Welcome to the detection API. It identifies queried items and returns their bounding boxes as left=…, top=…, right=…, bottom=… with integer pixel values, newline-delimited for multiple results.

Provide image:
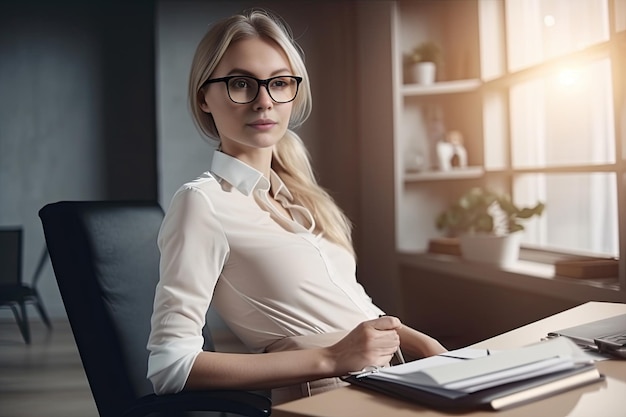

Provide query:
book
left=344, top=338, right=603, bottom=411
left=554, top=258, right=618, bottom=279
left=427, top=237, right=461, bottom=256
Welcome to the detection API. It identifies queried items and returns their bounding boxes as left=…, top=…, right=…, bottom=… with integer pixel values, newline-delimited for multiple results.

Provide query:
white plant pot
left=459, top=233, right=522, bottom=267
left=412, top=62, right=436, bottom=85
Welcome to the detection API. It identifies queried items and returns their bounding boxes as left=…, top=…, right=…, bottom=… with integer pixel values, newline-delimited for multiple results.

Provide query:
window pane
left=506, top=0, right=610, bottom=71
left=510, top=58, right=615, bottom=168
left=479, top=0, right=506, bottom=80
left=515, top=173, right=618, bottom=257
left=483, top=91, right=508, bottom=169
left=616, top=0, right=626, bottom=32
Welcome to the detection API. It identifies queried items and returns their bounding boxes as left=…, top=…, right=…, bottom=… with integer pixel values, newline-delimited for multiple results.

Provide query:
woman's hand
left=416, top=335, right=447, bottom=357
left=397, top=326, right=447, bottom=358
left=325, top=316, right=402, bottom=375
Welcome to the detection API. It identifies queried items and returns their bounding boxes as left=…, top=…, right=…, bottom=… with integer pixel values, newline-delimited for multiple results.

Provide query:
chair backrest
left=0, top=227, right=22, bottom=287
left=39, top=201, right=165, bottom=417
left=30, top=246, right=50, bottom=287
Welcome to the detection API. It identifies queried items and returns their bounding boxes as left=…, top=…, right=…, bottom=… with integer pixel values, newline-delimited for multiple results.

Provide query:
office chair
left=39, top=201, right=271, bottom=417
left=0, top=227, right=52, bottom=344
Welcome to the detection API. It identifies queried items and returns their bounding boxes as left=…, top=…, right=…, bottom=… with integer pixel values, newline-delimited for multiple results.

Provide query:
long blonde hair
left=188, top=9, right=354, bottom=256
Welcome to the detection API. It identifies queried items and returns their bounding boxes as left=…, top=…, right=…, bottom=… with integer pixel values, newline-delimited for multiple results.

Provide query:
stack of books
left=427, top=237, right=461, bottom=256
left=344, top=337, right=602, bottom=411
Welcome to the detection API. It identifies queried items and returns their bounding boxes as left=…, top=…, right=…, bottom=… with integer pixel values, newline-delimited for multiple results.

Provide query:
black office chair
left=0, top=227, right=52, bottom=344
left=39, top=201, right=271, bottom=417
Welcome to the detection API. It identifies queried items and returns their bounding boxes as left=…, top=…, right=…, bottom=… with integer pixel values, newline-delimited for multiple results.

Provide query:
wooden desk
left=272, top=302, right=626, bottom=417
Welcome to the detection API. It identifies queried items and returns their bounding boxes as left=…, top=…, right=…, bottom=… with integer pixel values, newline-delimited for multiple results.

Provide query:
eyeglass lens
left=227, top=76, right=299, bottom=104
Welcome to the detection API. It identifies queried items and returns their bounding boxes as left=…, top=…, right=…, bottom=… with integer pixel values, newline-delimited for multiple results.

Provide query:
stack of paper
left=345, top=337, right=603, bottom=410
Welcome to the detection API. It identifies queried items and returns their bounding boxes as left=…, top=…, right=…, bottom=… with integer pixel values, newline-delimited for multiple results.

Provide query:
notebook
left=547, top=314, right=626, bottom=358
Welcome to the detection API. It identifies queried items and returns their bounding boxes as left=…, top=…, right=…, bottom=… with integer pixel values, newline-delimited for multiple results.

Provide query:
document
left=345, top=337, right=603, bottom=410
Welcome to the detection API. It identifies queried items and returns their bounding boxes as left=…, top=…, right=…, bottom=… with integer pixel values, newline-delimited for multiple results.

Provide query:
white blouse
left=147, top=151, right=384, bottom=394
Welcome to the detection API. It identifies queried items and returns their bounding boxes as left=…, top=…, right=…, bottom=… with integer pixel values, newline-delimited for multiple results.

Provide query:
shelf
left=397, top=252, right=624, bottom=303
left=404, top=166, right=484, bottom=182
left=401, top=79, right=482, bottom=97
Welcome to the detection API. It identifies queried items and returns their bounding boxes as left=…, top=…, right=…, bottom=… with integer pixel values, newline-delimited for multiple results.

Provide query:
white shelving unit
left=401, top=78, right=481, bottom=96
left=392, top=0, right=484, bottom=252
left=403, top=166, right=484, bottom=182
left=354, top=0, right=488, bottom=314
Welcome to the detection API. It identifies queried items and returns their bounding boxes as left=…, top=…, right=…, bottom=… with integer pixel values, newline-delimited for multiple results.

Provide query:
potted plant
left=405, top=41, right=442, bottom=85
left=435, top=187, right=545, bottom=266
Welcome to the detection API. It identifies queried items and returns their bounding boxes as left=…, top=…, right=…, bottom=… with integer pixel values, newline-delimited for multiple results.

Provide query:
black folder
left=345, top=362, right=602, bottom=411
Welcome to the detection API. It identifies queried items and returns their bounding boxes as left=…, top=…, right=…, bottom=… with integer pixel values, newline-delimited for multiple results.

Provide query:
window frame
left=477, top=0, right=626, bottom=295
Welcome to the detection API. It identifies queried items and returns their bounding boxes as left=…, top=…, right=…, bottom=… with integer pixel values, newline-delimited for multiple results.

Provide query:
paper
left=373, top=348, right=490, bottom=377
left=366, top=337, right=590, bottom=395
left=445, top=356, right=576, bottom=392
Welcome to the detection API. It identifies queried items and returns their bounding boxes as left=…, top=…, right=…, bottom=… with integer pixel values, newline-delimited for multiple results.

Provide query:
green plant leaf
left=435, top=187, right=545, bottom=235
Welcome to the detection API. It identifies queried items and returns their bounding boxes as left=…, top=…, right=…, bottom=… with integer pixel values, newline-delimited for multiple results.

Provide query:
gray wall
left=0, top=1, right=157, bottom=319
left=0, top=0, right=391, bottom=323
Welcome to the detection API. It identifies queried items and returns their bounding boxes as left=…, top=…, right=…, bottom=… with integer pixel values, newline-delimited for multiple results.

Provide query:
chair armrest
left=121, top=390, right=271, bottom=417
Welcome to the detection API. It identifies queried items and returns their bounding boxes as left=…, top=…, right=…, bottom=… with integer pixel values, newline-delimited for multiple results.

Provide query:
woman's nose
left=253, top=85, right=273, bottom=110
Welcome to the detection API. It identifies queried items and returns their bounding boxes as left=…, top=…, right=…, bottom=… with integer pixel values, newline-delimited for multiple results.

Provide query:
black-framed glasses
left=202, top=75, right=303, bottom=104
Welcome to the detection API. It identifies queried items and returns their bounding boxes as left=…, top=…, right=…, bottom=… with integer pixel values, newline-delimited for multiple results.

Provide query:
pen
left=440, top=349, right=490, bottom=360
left=379, top=314, right=406, bottom=365
left=394, top=345, right=406, bottom=364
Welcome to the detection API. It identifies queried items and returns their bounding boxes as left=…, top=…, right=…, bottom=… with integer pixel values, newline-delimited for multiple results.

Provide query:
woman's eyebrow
left=226, top=67, right=294, bottom=77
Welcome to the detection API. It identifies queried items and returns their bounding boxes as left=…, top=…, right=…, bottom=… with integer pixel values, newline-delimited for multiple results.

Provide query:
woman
left=147, top=8, right=446, bottom=404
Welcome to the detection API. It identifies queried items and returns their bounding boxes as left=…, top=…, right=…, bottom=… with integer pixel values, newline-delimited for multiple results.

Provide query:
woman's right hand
left=325, top=316, right=402, bottom=375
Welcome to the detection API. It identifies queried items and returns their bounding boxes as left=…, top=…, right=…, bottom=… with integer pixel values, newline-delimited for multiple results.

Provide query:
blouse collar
left=210, top=150, right=294, bottom=201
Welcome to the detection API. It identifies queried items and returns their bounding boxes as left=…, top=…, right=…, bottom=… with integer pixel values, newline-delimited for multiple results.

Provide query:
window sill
left=397, top=251, right=624, bottom=304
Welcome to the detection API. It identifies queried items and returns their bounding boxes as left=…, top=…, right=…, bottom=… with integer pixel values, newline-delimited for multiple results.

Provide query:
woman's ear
left=198, top=90, right=211, bottom=113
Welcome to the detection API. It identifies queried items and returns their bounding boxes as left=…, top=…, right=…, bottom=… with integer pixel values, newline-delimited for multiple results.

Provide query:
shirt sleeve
left=147, top=185, right=229, bottom=394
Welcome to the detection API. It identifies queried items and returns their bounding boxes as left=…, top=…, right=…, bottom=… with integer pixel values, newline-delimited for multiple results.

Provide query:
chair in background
left=0, top=227, right=52, bottom=344
left=39, top=201, right=270, bottom=417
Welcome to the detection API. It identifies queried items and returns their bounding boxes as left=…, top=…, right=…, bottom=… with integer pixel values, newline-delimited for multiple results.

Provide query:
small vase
left=412, top=62, right=436, bottom=85
left=459, top=232, right=522, bottom=267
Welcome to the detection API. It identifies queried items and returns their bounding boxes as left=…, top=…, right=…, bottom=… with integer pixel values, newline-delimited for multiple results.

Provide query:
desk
left=272, top=302, right=626, bottom=417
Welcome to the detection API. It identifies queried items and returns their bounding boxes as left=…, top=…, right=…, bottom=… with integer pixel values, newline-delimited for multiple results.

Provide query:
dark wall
left=400, top=265, right=578, bottom=350
left=0, top=0, right=157, bottom=317
left=97, top=2, right=158, bottom=199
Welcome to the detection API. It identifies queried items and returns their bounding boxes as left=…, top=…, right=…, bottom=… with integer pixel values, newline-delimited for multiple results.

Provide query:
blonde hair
left=188, top=9, right=354, bottom=256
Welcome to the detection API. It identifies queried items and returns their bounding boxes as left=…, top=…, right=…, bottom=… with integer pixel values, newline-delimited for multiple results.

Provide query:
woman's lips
left=248, top=119, right=277, bottom=131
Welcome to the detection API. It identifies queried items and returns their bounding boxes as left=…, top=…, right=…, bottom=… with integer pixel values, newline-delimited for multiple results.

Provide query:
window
left=506, top=0, right=609, bottom=71
left=481, top=0, right=625, bottom=258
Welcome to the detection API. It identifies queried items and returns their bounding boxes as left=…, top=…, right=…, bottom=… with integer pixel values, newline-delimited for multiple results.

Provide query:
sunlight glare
left=557, top=68, right=580, bottom=86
